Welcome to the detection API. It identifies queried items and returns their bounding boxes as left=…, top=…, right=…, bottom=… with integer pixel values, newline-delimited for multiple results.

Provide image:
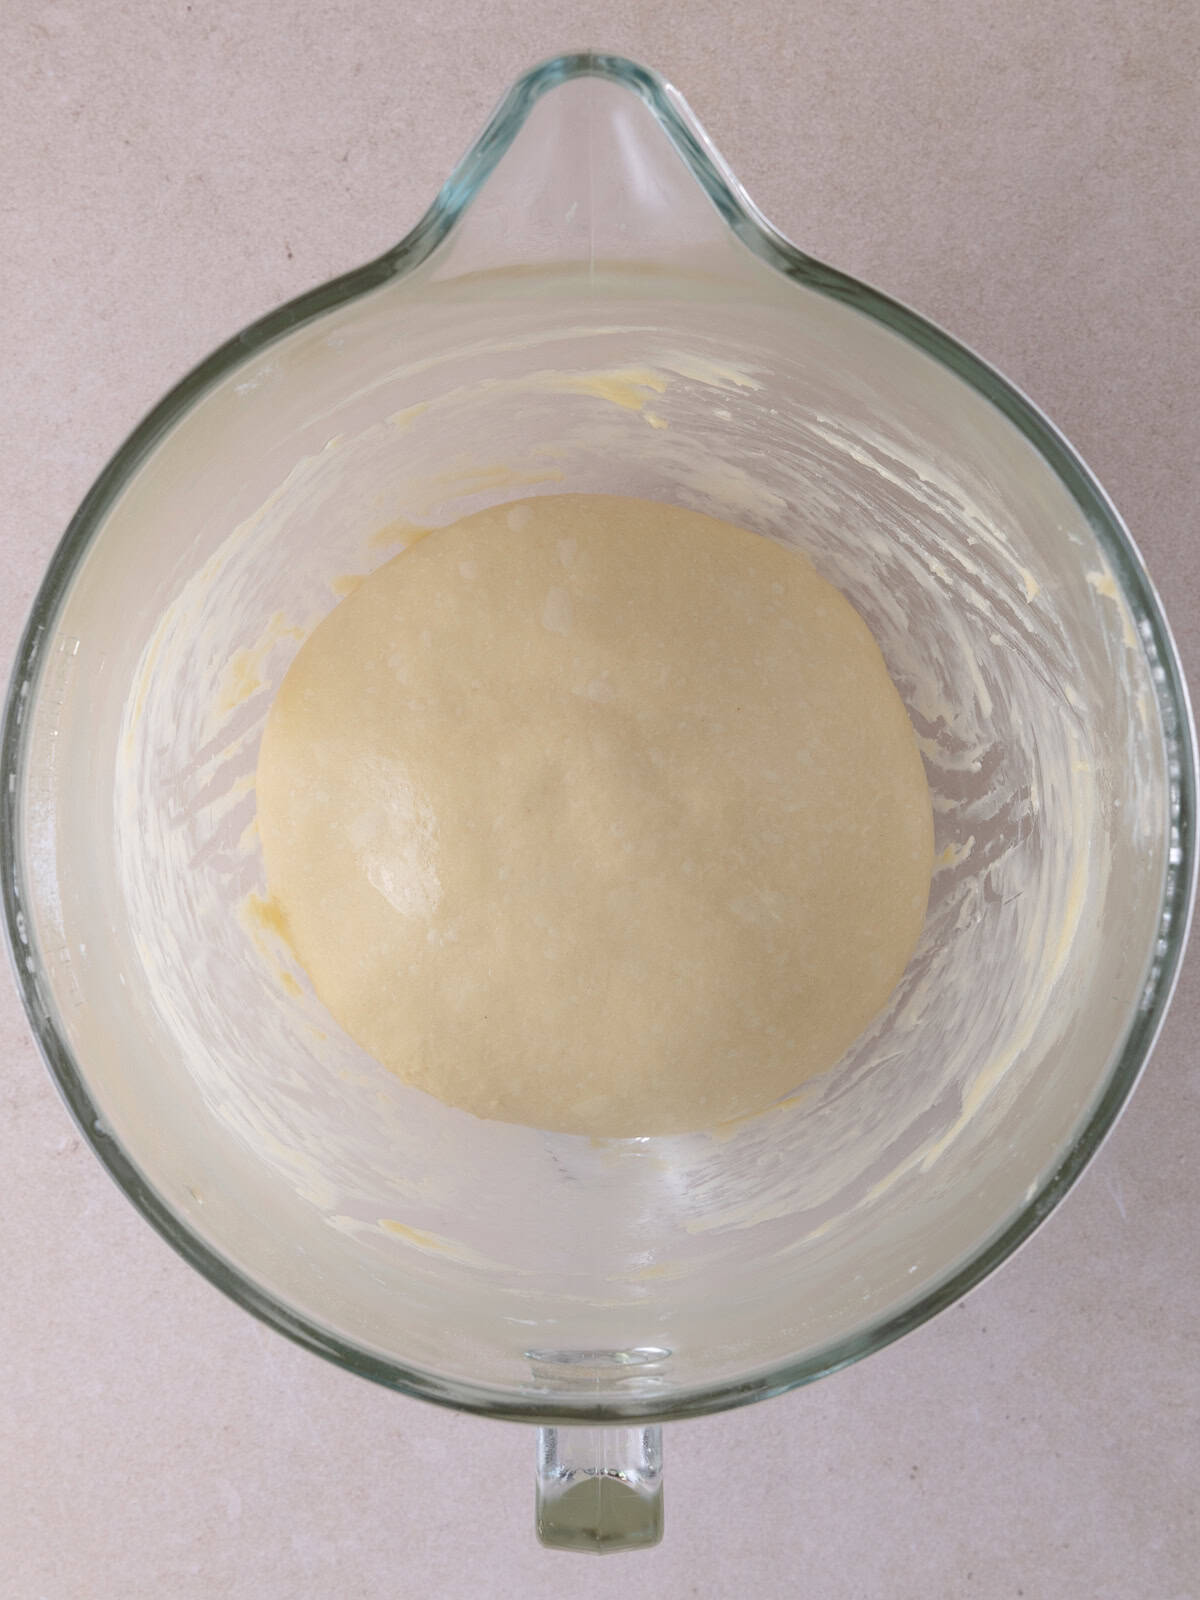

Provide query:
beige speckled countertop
left=3, top=3, right=1198, bottom=1596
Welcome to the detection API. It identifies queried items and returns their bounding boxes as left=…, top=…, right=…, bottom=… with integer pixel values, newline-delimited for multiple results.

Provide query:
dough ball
left=256, top=495, right=932, bottom=1136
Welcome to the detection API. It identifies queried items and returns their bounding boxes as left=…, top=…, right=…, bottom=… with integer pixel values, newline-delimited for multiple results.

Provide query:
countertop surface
left=3, top=3, right=1198, bottom=1596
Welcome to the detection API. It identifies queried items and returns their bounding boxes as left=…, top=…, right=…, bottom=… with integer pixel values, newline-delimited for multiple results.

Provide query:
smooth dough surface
left=257, top=494, right=933, bottom=1137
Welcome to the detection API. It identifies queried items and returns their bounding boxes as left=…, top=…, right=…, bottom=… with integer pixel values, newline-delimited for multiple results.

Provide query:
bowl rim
left=3, top=51, right=1196, bottom=1424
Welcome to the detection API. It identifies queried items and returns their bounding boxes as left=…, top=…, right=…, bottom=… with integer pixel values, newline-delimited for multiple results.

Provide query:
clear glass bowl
left=3, top=53, right=1195, bottom=1551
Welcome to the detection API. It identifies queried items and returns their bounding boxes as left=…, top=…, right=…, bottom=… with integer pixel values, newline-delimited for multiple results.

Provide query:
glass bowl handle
left=535, top=1424, right=664, bottom=1553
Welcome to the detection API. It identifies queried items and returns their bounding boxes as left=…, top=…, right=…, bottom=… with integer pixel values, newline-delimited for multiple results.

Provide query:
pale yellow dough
left=257, top=494, right=933, bottom=1137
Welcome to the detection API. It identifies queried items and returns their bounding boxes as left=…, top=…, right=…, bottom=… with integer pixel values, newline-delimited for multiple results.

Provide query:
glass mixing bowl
left=3, top=54, right=1195, bottom=1552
